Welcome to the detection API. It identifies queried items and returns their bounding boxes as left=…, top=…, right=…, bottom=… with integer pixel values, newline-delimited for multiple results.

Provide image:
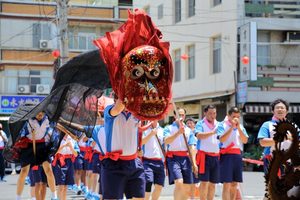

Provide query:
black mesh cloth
left=4, top=50, right=111, bottom=163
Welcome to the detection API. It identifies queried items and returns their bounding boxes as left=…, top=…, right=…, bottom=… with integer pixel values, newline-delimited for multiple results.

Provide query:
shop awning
left=245, top=104, right=300, bottom=114
left=0, top=116, right=10, bottom=121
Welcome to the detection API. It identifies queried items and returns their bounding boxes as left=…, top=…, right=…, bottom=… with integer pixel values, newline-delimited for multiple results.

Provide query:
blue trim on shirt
left=257, top=121, right=273, bottom=155
left=74, top=142, right=80, bottom=153
left=92, top=125, right=105, bottom=155
left=104, top=105, right=115, bottom=152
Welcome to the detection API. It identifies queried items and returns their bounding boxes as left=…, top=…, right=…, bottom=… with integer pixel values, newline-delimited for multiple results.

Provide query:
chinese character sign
left=0, top=95, right=45, bottom=114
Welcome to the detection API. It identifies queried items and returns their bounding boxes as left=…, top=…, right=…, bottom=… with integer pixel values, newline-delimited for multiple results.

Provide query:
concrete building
left=133, top=0, right=300, bottom=154
left=133, top=0, right=239, bottom=122
left=0, top=0, right=132, bottom=129
left=238, top=0, right=300, bottom=145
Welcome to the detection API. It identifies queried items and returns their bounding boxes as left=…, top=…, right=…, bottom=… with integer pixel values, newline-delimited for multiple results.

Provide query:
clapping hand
left=231, top=118, right=240, bottom=128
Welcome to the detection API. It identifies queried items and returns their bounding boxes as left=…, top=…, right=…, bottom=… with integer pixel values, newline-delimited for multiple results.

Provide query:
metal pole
left=56, top=0, right=69, bottom=67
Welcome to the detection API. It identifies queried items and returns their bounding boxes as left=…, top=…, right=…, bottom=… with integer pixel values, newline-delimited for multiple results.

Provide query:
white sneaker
left=11, top=170, right=17, bottom=175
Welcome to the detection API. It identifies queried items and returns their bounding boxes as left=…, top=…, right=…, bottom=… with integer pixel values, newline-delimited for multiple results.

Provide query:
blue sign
left=0, top=95, right=46, bottom=114
left=237, top=82, right=247, bottom=104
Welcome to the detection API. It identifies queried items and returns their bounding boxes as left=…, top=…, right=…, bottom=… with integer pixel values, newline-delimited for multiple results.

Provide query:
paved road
left=0, top=171, right=265, bottom=200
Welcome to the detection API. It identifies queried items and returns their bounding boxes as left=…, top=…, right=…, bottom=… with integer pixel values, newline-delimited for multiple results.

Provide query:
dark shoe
left=0, top=177, right=7, bottom=182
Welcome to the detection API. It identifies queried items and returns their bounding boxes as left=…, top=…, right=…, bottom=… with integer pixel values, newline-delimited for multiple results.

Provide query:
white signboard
left=240, top=22, right=257, bottom=81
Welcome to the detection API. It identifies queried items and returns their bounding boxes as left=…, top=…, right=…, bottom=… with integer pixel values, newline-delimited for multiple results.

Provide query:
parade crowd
left=0, top=98, right=294, bottom=200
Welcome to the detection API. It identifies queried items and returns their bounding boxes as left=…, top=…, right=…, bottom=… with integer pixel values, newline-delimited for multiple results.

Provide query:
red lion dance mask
left=94, top=9, right=173, bottom=120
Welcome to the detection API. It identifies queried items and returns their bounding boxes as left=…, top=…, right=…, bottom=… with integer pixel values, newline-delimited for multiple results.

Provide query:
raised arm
left=164, top=121, right=184, bottom=145
left=109, top=99, right=125, bottom=117
left=58, top=117, right=85, bottom=132
left=219, top=126, right=234, bottom=143
left=142, top=128, right=157, bottom=145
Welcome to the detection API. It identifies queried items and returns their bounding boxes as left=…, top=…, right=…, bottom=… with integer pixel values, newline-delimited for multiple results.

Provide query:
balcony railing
left=245, top=1, right=300, bottom=18
left=0, top=1, right=131, bottom=21
left=248, top=65, right=300, bottom=91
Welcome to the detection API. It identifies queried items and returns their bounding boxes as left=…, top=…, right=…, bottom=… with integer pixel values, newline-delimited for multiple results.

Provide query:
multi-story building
left=0, top=0, right=132, bottom=127
left=133, top=0, right=300, bottom=156
left=238, top=0, right=300, bottom=144
left=134, top=0, right=239, bottom=122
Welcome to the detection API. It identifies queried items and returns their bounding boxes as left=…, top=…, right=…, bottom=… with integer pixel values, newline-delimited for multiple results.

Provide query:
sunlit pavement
left=0, top=171, right=265, bottom=200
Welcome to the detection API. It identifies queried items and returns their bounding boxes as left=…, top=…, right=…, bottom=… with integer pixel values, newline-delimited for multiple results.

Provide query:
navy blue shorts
left=193, top=172, right=200, bottom=184
left=263, top=156, right=270, bottom=175
left=53, top=158, right=75, bottom=186
left=101, top=158, right=145, bottom=199
left=29, top=168, right=35, bottom=187
left=20, top=143, right=51, bottom=167
left=74, top=154, right=84, bottom=170
left=219, top=154, right=243, bottom=183
left=198, top=155, right=220, bottom=183
left=91, top=153, right=101, bottom=174
left=166, top=156, right=193, bottom=185
left=30, top=166, right=47, bottom=186
left=143, top=158, right=165, bottom=186
left=84, top=158, right=92, bottom=171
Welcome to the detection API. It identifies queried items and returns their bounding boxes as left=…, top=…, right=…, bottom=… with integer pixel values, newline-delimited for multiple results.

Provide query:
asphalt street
left=0, top=171, right=265, bottom=200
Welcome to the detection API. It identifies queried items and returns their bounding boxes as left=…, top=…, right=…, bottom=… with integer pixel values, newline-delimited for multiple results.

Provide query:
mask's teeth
left=149, top=96, right=153, bottom=101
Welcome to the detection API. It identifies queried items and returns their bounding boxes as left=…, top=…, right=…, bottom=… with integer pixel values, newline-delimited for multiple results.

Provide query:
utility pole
left=56, top=0, right=69, bottom=67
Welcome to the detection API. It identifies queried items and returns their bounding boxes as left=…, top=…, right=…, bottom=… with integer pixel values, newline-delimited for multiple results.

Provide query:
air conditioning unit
left=36, top=84, right=50, bottom=94
left=286, top=31, right=300, bottom=42
left=17, top=85, right=30, bottom=94
left=39, top=40, right=49, bottom=49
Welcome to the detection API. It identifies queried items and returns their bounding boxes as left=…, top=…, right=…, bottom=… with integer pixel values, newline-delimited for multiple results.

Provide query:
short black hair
left=204, top=105, right=216, bottom=113
left=270, top=99, right=289, bottom=111
left=228, top=106, right=240, bottom=115
left=185, top=118, right=195, bottom=124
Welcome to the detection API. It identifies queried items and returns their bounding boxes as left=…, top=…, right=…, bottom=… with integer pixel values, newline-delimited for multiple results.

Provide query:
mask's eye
left=130, top=66, right=144, bottom=79
left=130, top=55, right=148, bottom=65
left=146, top=68, right=160, bottom=79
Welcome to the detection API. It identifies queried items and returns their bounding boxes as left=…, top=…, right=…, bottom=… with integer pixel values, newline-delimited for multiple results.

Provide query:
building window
left=188, top=0, right=195, bottom=17
left=18, top=70, right=52, bottom=93
left=3, top=69, right=52, bottom=94
left=175, top=0, right=181, bottom=23
left=257, top=31, right=270, bottom=65
left=174, top=49, right=181, bottom=82
left=213, top=0, right=222, bottom=7
left=69, top=27, right=96, bottom=50
left=158, top=4, right=163, bottom=19
left=3, top=70, right=18, bottom=94
left=212, top=36, right=221, bottom=74
left=32, top=23, right=52, bottom=48
left=187, top=45, right=195, bottom=79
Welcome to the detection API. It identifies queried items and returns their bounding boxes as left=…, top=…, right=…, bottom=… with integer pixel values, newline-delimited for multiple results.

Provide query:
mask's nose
left=145, top=79, right=157, bottom=95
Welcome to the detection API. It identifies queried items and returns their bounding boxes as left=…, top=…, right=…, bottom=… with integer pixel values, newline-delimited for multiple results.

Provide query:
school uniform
left=52, top=135, right=79, bottom=186
left=100, top=105, right=145, bottom=199
left=74, top=137, right=93, bottom=171
left=18, top=116, right=53, bottom=167
left=142, top=125, right=165, bottom=188
left=91, top=125, right=105, bottom=174
left=164, top=122, right=194, bottom=185
left=0, top=130, right=8, bottom=181
left=91, top=125, right=106, bottom=195
left=195, top=118, right=220, bottom=183
left=29, top=165, right=47, bottom=186
left=257, top=118, right=292, bottom=174
left=217, top=120, right=248, bottom=183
